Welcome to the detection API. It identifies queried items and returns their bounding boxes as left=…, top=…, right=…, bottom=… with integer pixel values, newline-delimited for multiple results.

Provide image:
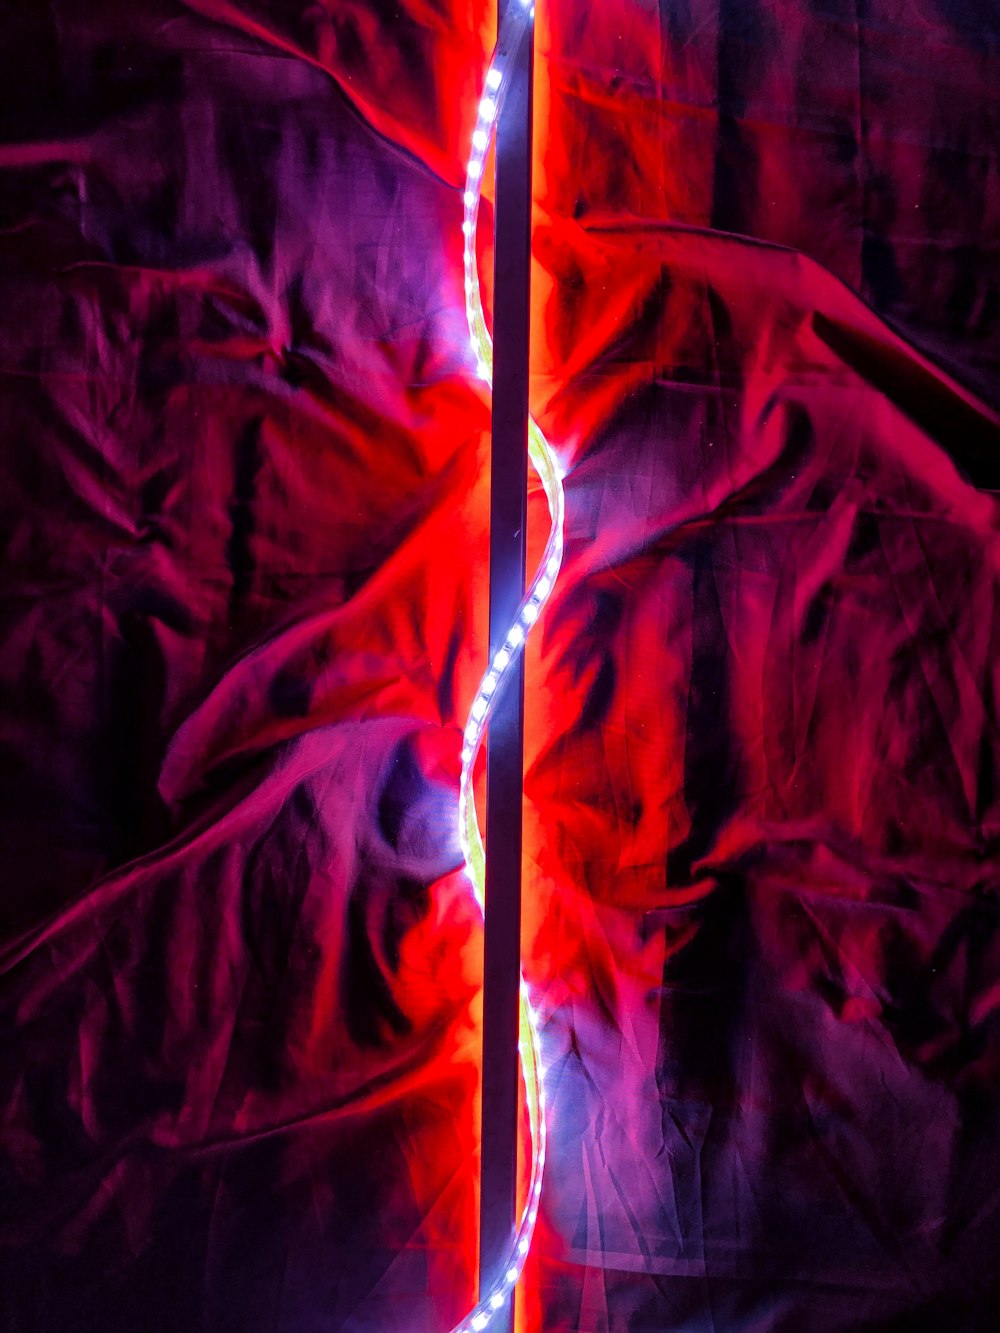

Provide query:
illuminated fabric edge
left=450, top=3, right=562, bottom=1331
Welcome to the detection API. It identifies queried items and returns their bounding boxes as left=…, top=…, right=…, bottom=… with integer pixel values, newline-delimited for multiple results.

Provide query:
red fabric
left=1, top=2, right=999, bottom=1330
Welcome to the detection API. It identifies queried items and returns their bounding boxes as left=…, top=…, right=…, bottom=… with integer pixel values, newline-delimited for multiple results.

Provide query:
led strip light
left=450, top=3, right=566, bottom=1331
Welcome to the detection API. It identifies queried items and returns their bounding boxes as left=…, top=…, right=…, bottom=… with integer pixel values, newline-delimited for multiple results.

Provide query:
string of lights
left=450, top=3, right=565, bottom=1330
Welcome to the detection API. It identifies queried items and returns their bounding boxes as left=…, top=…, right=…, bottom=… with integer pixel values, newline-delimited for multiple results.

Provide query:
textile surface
left=1, top=2, right=998, bottom=1330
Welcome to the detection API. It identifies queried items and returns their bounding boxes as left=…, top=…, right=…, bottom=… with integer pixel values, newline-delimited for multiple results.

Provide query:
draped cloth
left=1, top=2, right=998, bottom=1329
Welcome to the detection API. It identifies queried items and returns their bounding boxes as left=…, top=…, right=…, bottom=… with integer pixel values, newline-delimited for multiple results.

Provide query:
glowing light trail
left=450, top=1, right=565, bottom=1329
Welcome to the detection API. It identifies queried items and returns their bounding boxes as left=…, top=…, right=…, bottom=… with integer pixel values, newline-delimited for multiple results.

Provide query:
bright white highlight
left=451, top=3, right=560, bottom=1330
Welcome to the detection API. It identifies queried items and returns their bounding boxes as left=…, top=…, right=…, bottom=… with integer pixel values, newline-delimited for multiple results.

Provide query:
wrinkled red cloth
left=1, top=2, right=999, bottom=1330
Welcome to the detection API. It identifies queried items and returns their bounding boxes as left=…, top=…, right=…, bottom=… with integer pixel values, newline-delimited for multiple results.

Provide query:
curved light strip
left=450, top=3, right=566, bottom=1331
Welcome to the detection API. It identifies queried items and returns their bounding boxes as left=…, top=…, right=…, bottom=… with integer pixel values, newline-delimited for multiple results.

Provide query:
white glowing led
left=453, top=31, right=567, bottom=1333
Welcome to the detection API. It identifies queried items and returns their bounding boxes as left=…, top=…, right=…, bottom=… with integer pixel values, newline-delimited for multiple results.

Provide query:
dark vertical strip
left=480, top=2, right=534, bottom=1327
